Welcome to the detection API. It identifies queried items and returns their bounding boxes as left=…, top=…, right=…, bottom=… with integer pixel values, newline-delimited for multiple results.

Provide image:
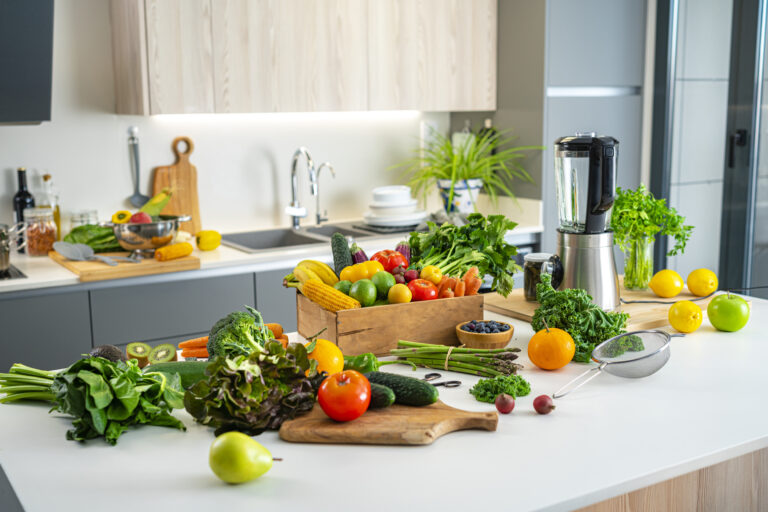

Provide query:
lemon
left=209, top=432, right=273, bottom=484
left=687, top=268, right=718, bottom=297
left=649, top=269, right=684, bottom=298
left=668, top=300, right=703, bottom=333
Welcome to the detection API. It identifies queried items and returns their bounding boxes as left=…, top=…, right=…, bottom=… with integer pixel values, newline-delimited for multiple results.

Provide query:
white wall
left=0, top=0, right=448, bottom=234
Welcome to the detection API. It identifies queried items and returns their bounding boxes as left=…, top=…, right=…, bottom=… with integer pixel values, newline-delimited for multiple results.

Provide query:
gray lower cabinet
left=0, top=291, right=92, bottom=370
left=255, top=268, right=298, bottom=333
left=90, top=273, right=256, bottom=346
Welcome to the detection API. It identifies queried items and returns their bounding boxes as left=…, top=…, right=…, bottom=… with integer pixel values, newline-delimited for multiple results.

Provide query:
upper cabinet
left=110, top=0, right=497, bottom=114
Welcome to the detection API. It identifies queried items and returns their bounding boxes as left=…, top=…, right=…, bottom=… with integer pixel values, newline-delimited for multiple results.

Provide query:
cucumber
left=143, top=361, right=208, bottom=389
left=331, top=232, right=353, bottom=276
left=369, top=382, right=396, bottom=409
left=365, top=371, right=438, bottom=406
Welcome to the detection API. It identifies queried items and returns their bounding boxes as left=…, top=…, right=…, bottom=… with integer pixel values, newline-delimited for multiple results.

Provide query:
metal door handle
left=728, top=129, right=748, bottom=168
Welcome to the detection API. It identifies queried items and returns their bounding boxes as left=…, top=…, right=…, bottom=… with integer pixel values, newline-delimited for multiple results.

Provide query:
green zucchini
left=365, top=371, right=438, bottom=406
left=143, top=361, right=208, bottom=389
left=369, top=382, right=396, bottom=409
left=331, top=232, right=353, bottom=276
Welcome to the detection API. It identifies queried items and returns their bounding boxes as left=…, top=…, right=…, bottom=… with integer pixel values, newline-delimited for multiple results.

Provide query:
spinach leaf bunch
left=63, top=225, right=121, bottom=253
left=469, top=374, right=531, bottom=403
left=531, top=274, right=629, bottom=363
left=51, top=357, right=186, bottom=445
left=610, top=184, right=693, bottom=256
left=408, top=213, right=521, bottom=297
left=184, top=340, right=323, bottom=436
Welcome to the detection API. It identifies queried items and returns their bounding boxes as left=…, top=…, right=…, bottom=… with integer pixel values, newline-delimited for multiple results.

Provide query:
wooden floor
left=578, top=447, right=768, bottom=511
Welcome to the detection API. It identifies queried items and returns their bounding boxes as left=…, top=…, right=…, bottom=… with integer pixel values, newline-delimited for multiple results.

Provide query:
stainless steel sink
left=305, top=224, right=373, bottom=239
left=222, top=228, right=324, bottom=253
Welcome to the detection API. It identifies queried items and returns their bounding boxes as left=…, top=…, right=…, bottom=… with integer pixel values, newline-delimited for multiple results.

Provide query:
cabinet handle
left=728, top=129, right=748, bottom=168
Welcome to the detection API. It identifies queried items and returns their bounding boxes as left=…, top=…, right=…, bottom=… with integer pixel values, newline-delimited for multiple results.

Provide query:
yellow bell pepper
left=420, top=265, right=443, bottom=285
left=195, top=230, right=221, bottom=251
left=339, top=261, right=384, bottom=282
left=111, top=210, right=131, bottom=224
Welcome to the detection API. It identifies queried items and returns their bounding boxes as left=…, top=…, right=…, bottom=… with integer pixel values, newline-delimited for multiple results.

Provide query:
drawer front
left=256, top=268, right=297, bottom=333
left=90, top=273, right=255, bottom=346
left=0, top=291, right=92, bottom=370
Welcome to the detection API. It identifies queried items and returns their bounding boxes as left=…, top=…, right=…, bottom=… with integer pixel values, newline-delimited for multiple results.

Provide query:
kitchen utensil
left=152, top=137, right=201, bottom=234
left=279, top=400, right=497, bottom=445
left=421, top=372, right=461, bottom=388
left=553, top=133, right=620, bottom=311
left=108, top=214, right=190, bottom=258
left=455, top=320, right=513, bottom=349
left=552, top=330, right=680, bottom=399
left=54, top=241, right=117, bottom=266
left=49, top=249, right=199, bottom=282
left=363, top=210, right=428, bottom=227
left=0, top=223, right=26, bottom=274
left=368, top=199, right=419, bottom=216
left=523, top=252, right=563, bottom=301
left=127, top=126, right=149, bottom=208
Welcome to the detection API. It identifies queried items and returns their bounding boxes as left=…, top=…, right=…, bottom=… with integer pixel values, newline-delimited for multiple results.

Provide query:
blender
left=553, top=133, right=620, bottom=311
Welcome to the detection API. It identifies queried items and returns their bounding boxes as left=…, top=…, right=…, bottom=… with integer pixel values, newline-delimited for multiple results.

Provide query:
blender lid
left=554, top=133, right=619, bottom=151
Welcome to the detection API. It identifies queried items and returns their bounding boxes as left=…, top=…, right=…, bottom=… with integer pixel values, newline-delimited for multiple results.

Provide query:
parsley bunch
left=610, top=184, right=693, bottom=256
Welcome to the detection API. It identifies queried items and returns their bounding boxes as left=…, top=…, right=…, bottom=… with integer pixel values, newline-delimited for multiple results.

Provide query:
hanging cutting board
left=483, top=278, right=748, bottom=331
left=152, top=136, right=201, bottom=234
left=49, top=251, right=200, bottom=282
left=279, top=400, right=498, bottom=445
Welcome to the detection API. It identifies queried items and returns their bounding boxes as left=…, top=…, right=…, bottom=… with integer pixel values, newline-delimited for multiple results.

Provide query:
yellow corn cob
left=293, top=265, right=322, bottom=285
left=300, top=278, right=361, bottom=312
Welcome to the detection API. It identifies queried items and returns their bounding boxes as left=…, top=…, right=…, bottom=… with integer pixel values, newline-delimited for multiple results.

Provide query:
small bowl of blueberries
left=456, top=319, right=514, bottom=349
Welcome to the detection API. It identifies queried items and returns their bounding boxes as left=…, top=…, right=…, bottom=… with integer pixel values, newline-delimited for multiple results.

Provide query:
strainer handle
left=552, top=362, right=607, bottom=399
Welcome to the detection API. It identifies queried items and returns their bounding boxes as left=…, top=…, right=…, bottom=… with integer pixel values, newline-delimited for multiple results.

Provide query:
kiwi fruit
left=126, top=342, right=151, bottom=368
left=89, top=345, right=126, bottom=363
left=148, top=343, right=178, bottom=364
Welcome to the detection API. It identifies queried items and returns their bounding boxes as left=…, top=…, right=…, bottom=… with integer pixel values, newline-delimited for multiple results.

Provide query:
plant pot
left=623, top=238, right=654, bottom=290
left=437, top=179, right=483, bottom=214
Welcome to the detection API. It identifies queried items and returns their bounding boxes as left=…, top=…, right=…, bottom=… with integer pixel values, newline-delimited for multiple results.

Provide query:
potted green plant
left=394, top=127, right=543, bottom=213
left=610, top=184, right=693, bottom=289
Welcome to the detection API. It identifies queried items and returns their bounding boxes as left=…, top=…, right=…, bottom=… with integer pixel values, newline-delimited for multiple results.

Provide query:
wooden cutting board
left=279, top=400, right=498, bottom=445
left=49, top=251, right=200, bottom=282
left=484, top=278, right=742, bottom=331
left=152, top=136, right=201, bottom=234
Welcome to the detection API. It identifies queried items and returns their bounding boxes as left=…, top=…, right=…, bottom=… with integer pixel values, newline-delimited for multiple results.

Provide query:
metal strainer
left=552, top=330, right=679, bottom=399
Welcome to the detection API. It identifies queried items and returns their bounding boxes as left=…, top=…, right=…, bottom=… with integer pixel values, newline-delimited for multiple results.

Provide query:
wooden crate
left=296, top=293, right=484, bottom=356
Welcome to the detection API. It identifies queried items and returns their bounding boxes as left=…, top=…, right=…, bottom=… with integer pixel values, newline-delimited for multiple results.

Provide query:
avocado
left=89, top=344, right=126, bottom=362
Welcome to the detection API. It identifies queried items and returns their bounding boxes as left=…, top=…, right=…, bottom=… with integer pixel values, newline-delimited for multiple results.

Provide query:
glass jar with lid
left=23, top=207, right=56, bottom=256
left=70, top=209, right=98, bottom=229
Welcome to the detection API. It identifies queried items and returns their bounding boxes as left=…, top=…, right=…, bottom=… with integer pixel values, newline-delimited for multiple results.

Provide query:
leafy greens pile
left=63, top=225, right=121, bottom=253
left=469, top=374, right=531, bottom=403
left=51, top=357, right=186, bottom=445
left=531, top=274, right=629, bottom=363
left=408, top=213, right=521, bottom=297
left=207, top=305, right=275, bottom=358
left=184, top=340, right=322, bottom=436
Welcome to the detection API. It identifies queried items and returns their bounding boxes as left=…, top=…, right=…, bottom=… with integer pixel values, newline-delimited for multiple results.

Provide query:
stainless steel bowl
left=108, top=215, right=190, bottom=258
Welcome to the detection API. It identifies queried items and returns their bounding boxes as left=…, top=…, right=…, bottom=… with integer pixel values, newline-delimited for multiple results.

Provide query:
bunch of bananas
left=283, top=260, right=339, bottom=288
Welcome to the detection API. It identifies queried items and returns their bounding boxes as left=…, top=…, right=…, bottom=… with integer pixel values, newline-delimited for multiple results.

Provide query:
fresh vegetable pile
left=207, top=305, right=276, bottom=358
left=532, top=273, right=629, bottom=363
left=469, top=375, right=531, bottom=403
left=391, top=340, right=522, bottom=377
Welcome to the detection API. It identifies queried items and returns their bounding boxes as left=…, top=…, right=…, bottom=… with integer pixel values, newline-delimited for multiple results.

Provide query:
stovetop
left=0, top=265, right=27, bottom=280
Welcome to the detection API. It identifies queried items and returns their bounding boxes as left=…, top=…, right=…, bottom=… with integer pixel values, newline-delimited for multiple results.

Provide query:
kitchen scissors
left=422, top=372, right=461, bottom=388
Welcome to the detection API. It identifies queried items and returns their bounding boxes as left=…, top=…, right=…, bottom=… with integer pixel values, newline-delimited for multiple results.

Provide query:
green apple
left=707, top=294, right=750, bottom=332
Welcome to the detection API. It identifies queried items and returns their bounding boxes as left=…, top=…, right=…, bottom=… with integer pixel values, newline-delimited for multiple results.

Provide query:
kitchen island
left=1, top=299, right=766, bottom=512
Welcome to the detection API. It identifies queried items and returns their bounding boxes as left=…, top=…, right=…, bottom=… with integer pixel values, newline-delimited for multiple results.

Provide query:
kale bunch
left=469, top=375, right=531, bottom=403
left=531, top=274, right=629, bottom=363
left=207, top=305, right=275, bottom=359
left=184, top=341, right=323, bottom=436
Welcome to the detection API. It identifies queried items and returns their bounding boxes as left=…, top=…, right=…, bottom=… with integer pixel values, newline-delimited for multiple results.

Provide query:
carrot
left=278, top=334, right=289, bottom=348
left=439, top=288, right=454, bottom=299
left=181, top=347, right=209, bottom=358
left=437, top=277, right=457, bottom=296
left=465, top=277, right=482, bottom=295
left=266, top=323, right=283, bottom=339
left=178, top=336, right=209, bottom=349
left=454, top=280, right=466, bottom=297
left=462, top=266, right=479, bottom=284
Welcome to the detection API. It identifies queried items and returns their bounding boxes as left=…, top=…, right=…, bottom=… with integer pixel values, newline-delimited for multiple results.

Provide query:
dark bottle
left=12, top=167, right=35, bottom=253
left=478, top=118, right=498, bottom=155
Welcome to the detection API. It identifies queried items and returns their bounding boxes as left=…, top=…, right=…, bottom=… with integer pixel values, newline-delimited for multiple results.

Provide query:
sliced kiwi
left=126, top=342, right=151, bottom=368
left=148, top=343, right=178, bottom=364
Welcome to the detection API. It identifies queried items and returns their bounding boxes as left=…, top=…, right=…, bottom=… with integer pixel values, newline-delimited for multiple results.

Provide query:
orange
left=527, top=327, right=575, bottom=370
left=305, top=338, right=344, bottom=375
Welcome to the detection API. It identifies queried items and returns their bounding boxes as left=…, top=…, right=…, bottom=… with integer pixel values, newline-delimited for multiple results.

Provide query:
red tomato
left=317, top=370, right=371, bottom=422
left=407, top=279, right=438, bottom=301
left=370, top=250, right=409, bottom=273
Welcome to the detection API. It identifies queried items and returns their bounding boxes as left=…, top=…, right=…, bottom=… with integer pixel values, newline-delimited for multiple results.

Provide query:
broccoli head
left=207, top=306, right=275, bottom=359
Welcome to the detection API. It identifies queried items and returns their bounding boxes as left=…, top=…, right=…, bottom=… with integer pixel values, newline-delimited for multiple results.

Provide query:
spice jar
left=23, top=208, right=56, bottom=256
left=70, top=209, right=98, bottom=229
left=523, top=253, right=563, bottom=301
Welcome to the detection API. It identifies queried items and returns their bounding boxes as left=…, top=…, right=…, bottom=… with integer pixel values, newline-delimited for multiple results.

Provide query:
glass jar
left=523, top=253, right=562, bottom=301
left=23, top=208, right=56, bottom=256
left=623, top=238, right=654, bottom=290
left=70, top=209, right=98, bottom=229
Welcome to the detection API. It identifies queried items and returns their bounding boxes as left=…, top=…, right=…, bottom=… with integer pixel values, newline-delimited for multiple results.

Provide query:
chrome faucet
left=285, top=147, right=317, bottom=230
left=315, top=162, right=336, bottom=225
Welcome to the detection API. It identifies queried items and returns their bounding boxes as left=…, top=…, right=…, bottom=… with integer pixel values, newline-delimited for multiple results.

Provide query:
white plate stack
left=363, top=186, right=428, bottom=227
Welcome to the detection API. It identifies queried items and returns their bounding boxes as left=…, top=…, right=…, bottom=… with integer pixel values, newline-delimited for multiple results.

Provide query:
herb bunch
left=469, top=375, right=531, bottom=403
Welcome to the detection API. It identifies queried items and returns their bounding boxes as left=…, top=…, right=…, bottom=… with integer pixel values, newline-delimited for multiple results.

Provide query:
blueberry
left=501, top=324, right=510, bottom=331
left=492, top=328, right=500, bottom=333
left=466, top=324, right=475, bottom=331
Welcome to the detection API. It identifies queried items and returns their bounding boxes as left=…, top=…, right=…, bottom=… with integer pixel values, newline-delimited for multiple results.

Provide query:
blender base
left=556, top=230, right=620, bottom=312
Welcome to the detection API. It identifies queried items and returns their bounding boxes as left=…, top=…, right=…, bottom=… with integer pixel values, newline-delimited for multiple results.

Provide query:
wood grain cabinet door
left=145, top=0, right=215, bottom=114
left=368, top=0, right=497, bottom=111
left=211, top=0, right=368, bottom=112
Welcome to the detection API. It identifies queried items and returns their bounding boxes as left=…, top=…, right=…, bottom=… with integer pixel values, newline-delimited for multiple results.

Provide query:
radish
left=533, top=395, right=555, bottom=415
left=494, top=393, right=515, bottom=414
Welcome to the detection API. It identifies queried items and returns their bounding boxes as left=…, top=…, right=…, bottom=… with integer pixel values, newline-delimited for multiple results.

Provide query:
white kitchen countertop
left=0, top=298, right=766, bottom=511
left=0, top=223, right=543, bottom=294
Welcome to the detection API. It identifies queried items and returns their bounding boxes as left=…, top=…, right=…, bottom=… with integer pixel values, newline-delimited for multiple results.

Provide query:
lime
left=349, top=279, right=377, bottom=307
left=209, top=432, right=273, bottom=484
left=371, top=271, right=396, bottom=298
left=333, top=280, right=352, bottom=295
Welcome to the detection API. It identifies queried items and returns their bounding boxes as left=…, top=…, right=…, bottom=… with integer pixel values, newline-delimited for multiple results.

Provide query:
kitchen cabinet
left=255, top=268, right=298, bottom=332
left=110, top=0, right=497, bottom=113
left=0, top=291, right=92, bottom=371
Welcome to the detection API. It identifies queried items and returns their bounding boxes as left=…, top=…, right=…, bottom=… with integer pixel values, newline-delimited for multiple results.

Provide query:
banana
left=296, top=260, right=339, bottom=286
left=293, top=265, right=322, bottom=285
